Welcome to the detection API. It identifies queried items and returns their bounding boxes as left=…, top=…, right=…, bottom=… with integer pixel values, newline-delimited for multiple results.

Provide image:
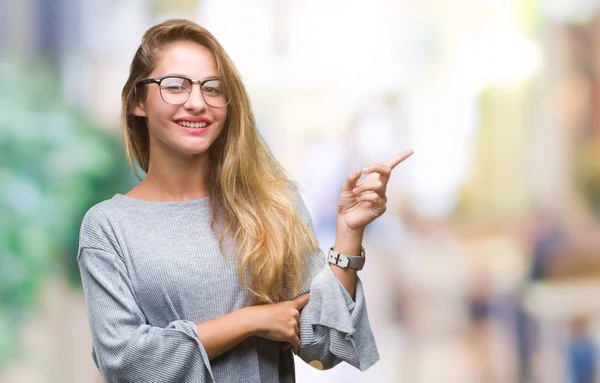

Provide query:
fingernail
left=363, top=167, right=369, bottom=173
left=352, top=188, right=358, bottom=194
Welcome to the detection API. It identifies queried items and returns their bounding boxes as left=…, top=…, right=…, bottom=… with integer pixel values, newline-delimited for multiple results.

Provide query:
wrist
left=239, top=306, right=261, bottom=337
left=336, top=215, right=364, bottom=237
left=335, top=216, right=364, bottom=255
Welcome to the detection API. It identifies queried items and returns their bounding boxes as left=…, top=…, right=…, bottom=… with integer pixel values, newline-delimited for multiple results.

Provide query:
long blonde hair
left=121, top=19, right=318, bottom=304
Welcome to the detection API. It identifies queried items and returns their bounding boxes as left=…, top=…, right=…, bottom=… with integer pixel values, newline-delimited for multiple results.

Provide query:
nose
left=183, top=83, right=207, bottom=112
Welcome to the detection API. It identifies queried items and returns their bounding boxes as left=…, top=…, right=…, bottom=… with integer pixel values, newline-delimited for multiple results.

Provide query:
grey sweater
left=77, top=193, right=379, bottom=383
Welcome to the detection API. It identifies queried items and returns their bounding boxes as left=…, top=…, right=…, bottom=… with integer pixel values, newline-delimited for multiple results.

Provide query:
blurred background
left=2, top=0, right=600, bottom=382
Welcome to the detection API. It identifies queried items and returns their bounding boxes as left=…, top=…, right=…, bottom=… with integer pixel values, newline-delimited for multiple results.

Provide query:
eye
left=161, top=77, right=190, bottom=93
left=203, top=87, right=219, bottom=94
left=202, top=80, right=223, bottom=95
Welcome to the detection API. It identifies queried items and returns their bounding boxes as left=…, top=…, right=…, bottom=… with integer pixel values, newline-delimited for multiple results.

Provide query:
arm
left=79, top=247, right=216, bottom=383
left=330, top=151, right=413, bottom=298
left=79, top=205, right=222, bottom=382
left=80, top=244, right=311, bottom=376
left=329, top=218, right=363, bottom=299
left=195, top=308, right=256, bottom=360
left=291, top=198, right=377, bottom=371
left=196, top=295, right=309, bottom=360
left=296, top=151, right=413, bottom=370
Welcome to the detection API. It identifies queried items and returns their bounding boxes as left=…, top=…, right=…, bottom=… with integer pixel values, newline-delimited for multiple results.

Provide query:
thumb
left=341, top=169, right=363, bottom=193
left=292, top=293, right=310, bottom=309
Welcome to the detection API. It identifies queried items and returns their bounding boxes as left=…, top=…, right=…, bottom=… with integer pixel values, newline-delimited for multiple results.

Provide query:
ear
left=131, top=100, right=147, bottom=117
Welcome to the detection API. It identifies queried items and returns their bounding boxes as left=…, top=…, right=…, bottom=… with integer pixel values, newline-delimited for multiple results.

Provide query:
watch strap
left=327, top=246, right=365, bottom=270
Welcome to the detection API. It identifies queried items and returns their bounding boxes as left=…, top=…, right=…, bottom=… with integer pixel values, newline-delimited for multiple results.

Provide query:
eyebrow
left=166, top=73, right=221, bottom=81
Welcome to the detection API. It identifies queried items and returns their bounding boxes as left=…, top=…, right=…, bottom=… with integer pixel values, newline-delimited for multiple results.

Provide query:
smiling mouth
left=177, top=121, right=209, bottom=128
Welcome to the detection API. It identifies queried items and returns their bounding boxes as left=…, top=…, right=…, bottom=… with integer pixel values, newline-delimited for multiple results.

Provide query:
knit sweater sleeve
left=293, top=193, right=380, bottom=371
left=77, top=205, right=214, bottom=383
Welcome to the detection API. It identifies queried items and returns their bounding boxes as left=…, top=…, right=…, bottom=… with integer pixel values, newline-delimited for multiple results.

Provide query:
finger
left=341, top=169, right=364, bottom=192
left=362, top=164, right=392, bottom=181
left=353, top=179, right=386, bottom=198
left=292, top=293, right=310, bottom=309
left=356, top=191, right=386, bottom=207
left=294, top=323, right=300, bottom=336
left=384, top=150, right=413, bottom=170
left=292, top=335, right=301, bottom=354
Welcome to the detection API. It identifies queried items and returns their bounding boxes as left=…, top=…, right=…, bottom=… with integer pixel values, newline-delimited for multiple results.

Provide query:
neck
left=140, top=144, right=211, bottom=202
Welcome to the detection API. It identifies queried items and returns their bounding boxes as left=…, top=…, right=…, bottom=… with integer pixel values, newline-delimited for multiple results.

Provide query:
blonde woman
left=77, top=19, right=412, bottom=383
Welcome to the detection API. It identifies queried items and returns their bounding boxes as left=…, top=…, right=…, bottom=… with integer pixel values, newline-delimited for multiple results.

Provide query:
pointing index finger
left=385, top=150, right=413, bottom=170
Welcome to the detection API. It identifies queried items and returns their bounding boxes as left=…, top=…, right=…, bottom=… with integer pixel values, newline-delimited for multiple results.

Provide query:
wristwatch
left=327, top=246, right=366, bottom=270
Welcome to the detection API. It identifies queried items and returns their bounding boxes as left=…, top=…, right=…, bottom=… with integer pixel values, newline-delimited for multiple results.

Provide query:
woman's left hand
left=337, top=150, right=413, bottom=232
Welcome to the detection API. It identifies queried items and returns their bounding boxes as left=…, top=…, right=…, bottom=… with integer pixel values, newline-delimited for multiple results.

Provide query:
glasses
left=137, top=75, right=230, bottom=107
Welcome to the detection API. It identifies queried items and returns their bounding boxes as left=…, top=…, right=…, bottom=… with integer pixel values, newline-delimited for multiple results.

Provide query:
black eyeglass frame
left=137, top=75, right=230, bottom=107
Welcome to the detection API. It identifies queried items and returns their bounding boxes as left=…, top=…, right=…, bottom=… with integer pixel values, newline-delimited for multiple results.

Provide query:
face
left=133, top=40, right=228, bottom=159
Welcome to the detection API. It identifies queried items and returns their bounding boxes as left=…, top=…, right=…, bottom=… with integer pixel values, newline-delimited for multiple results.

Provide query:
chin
left=176, top=142, right=213, bottom=156
left=156, top=133, right=218, bottom=158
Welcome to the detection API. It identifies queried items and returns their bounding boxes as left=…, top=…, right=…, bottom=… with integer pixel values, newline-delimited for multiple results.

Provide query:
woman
left=78, top=19, right=412, bottom=382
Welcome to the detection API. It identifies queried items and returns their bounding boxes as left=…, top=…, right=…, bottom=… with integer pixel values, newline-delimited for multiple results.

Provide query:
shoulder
left=78, top=196, right=123, bottom=256
left=289, top=186, right=313, bottom=223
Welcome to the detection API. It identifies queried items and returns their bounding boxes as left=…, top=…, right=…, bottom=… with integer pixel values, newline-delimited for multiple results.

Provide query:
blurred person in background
left=516, top=210, right=564, bottom=382
left=77, top=19, right=413, bottom=382
left=517, top=208, right=600, bottom=383
left=568, top=316, right=596, bottom=383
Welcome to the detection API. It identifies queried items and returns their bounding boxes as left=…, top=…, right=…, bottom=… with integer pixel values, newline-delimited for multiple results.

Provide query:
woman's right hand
left=250, top=293, right=310, bottom=353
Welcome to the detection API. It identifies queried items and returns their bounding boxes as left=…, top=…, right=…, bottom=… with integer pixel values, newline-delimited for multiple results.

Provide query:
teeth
left=178, top=121, right=208, bottom=128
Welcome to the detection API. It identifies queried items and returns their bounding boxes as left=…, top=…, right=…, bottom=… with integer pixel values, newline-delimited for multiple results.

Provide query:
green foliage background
left=0, top=59, right=134, bottom=367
